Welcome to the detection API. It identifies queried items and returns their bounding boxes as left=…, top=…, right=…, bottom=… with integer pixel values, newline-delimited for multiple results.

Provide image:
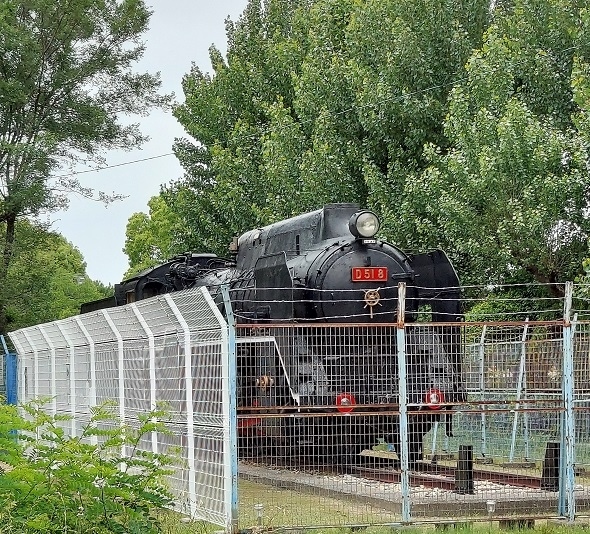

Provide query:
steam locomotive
left=83, top=203, right=465, bottom=466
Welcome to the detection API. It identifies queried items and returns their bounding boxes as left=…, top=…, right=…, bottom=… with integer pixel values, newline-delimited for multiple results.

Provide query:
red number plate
left=351, top=267, right=388, bottom=282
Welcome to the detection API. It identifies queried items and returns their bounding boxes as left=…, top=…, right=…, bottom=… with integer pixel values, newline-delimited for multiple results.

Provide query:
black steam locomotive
left=83, top=203, right=464, bottom=466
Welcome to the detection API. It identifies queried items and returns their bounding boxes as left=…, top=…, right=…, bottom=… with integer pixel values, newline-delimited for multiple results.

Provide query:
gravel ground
left=239, top=462, right=590, bottom=519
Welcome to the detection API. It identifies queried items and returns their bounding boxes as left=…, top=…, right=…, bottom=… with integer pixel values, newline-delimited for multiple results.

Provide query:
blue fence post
left=509, top=319, right=529, bottom=463
left=396, top=282, right=411, bottom=523
left=478, top=325, right=488, bottom=459
left=6, top=352, right=17, bottom=405
left=1, top=335, right=17, bottom=405
left=559, top=282, right=576, bottom=520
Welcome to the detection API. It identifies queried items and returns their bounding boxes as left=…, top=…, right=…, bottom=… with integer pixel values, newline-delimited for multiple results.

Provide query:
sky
left=52, top=0, right=248, bottom=286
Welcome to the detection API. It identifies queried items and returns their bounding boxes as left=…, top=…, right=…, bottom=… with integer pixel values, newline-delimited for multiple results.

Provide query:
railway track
left=242, top=453, right=546, bottom=492
left=355, top=462, right=544, bottom=491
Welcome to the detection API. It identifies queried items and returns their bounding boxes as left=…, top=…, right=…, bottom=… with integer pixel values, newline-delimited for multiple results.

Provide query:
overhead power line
left=53, top=42, right=587, bottom=180
left=55, top=152, right=175, bottom=179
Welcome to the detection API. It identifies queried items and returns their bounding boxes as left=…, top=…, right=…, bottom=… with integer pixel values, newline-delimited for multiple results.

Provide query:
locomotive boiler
left=82, top=203, right=465, bottom=466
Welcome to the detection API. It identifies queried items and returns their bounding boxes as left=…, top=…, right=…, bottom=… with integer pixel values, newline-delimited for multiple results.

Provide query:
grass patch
left=158, top=516, right=590, bottom=534
left=238, top=478, right=398, bottom=529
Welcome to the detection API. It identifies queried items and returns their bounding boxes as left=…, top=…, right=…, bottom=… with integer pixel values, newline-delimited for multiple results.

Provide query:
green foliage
left=0, top=400, right=176, bottom=534
left=124, top=0, right=487, bottom=274
left=3, top=221, right=111, bottom=330
left=396, top=0, right=590, bottom=296
left=127, top=0, right=590, bottom=306
left=0, top=0, right=169, bottom=211
left=163, top=0, right=313, bottom=259
left=329, top=0, right=489, bottom=225
left=0, top=0, right=170, bottom=332
left=572, top=4, right=590, bottom=143
left=572, top=7, right=590, bottom=290
left=463, top=286, right=548, bottom=323
left=123, top=196, right=185, bottom=278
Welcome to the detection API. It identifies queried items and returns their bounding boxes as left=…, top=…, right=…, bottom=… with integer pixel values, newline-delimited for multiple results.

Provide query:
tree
left=4, top=222, right=111, bottom=330
left=573, top=6, right=590, bottom=144
left=123, top=195, right=185, bottom=277
left=0, top=0, right=169, bottom=332
left=160, top=0, right=488, bottom=265
left=342, top=0, right=488, bottom=235
left=569, top=6, right=590, bottom=295
left=396, top=0, right=590, bottom=295
left=166, top=0, right=313, bottom=258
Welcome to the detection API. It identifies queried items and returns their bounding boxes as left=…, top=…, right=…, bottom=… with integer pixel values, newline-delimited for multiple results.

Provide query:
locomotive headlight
left=349, top=210, right=380, bottom=239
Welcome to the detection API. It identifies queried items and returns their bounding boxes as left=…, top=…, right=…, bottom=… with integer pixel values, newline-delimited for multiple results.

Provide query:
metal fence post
left=75, top=316, right=97, bottom=445
left=560, top=281, right=576, bottom=520
left=478, top=325, right=488, bottom=458
left=165, top=294, right=197, bottom=518
left=6, top=352, right=17, bottom=405
left=131, top=304, right=158, bottom=454
left=2, top=335, right=17, bottom=406
left=509, top=319, right=529, bottom=462
left=8, top=335, right=26, bottom=402
left=38, top=325, right=57, bottom=416
left=56, top=323, right=77, bottom=437
left=220, top=285, right=239, bottom=534
left=21, top=331, right=38, bottom=401
left=102, top=309, right=125, bottom=458
left=396, top=282, right=411, bottom=523
left=1, top=335, right=17, bottom=405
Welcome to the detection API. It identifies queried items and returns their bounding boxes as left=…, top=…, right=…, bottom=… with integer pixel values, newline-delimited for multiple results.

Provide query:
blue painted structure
left=1, top=335, right=17, bottom=405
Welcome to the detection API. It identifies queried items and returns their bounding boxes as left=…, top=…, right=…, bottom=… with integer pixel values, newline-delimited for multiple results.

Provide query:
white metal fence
left=8, top=287, right=236, bottom=530
left=8, top=281, right=590, bottom=532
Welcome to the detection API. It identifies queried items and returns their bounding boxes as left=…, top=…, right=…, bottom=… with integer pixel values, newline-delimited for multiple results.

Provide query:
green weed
left=0, top=399, right=176, bottom=533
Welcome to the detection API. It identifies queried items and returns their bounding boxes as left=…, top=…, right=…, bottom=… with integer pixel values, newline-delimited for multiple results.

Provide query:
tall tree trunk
left=0, top=214, right=16, bottom=334
left=525, top=264, right=565, bottom=299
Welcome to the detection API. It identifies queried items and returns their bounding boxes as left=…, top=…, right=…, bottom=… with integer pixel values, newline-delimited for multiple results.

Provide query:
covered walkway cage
left=8, top=282, right=590, bottom=531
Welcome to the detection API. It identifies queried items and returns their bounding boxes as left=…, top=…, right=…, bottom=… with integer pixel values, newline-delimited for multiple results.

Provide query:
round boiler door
left=314, top=249, right=410, bottom=322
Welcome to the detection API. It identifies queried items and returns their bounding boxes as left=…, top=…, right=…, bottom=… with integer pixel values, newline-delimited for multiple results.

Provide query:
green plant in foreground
left=0, top=399, right=176, bottom=533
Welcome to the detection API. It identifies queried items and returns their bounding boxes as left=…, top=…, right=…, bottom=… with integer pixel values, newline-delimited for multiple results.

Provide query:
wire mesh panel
left=235, top=324, right=403, bottom=528
left=8, top=279, right=590, bottom=531
left=571, top=320, right=590, bottom=513
left=8, top=286, right=234, bottom=530
left=232, top=317, right=578, bottom=530
left=417, top=322, right=564, bottom=520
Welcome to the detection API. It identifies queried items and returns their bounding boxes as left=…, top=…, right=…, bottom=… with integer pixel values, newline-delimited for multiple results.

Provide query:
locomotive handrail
left=235, top=334, right=299, bottom=405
